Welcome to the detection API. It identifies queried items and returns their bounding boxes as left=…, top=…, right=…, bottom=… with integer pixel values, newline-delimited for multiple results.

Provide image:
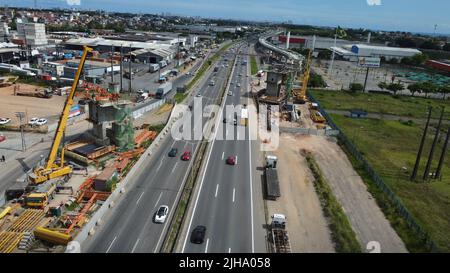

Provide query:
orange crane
left=293, top=49, right=313, bottom=104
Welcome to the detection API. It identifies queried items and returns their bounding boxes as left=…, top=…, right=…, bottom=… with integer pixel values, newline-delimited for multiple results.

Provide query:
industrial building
left=17, top=22, right=48, bottom=47
left=426, top=60, right=450, bottom=74
left=342, top=44, right=422, bottom=60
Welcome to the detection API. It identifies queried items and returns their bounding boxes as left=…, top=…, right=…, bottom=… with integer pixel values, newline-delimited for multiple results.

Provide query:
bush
left=349, top=83, right=364, bottom=92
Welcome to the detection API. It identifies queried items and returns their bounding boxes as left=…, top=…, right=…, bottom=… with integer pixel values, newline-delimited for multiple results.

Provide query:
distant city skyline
left=3, top=0, right=450, bottom=35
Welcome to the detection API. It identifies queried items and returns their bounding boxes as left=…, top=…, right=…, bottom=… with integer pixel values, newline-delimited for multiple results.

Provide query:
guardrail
left=308, top=92, right=440, bottom=252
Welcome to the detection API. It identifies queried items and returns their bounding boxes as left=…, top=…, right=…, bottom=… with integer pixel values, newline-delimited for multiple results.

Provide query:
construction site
left=0, top=46, right=163, bottom=253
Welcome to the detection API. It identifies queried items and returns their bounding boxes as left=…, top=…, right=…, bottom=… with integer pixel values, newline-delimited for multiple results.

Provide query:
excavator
left=29, top=46, right=93, bottom=184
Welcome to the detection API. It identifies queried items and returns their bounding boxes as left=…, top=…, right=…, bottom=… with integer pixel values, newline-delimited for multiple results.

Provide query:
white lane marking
left=215, top=184, right=219, bottom=198
left=106, top=236, right=117, bottom=253
left=131, top=238, right=140, bottom=253
left=171, top=161, right=179, bottom=174
left=235, top=156, right=238, bottom=165
left=228, top=248, right=231, bottom=253
left=153, top=192, right=163, bottom=209
left=222, top=151, right=224, bottom=160
left=170, top=141, right=177, bottom=149
left=233, top=188, right=235, bottom=203
left=237, top=131, right=239, bottom=139
left=249, top=103, right=255, bottom=253
left=156, top=160, right=163, bottom=173
left=136, top=192, right=144, bottom=205
left=182, top=51, right=236, bottom=253
left=205, top=238, right=209, bottom=253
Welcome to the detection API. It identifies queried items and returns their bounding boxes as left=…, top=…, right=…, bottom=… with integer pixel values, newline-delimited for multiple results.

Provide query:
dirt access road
left=293, top=133, right=407, bottom=253
left=268, top=134, right=335, bottom=252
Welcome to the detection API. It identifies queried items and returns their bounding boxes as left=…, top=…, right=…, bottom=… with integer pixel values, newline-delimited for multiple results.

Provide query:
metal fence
left=308, top=92, right=440, bottom=252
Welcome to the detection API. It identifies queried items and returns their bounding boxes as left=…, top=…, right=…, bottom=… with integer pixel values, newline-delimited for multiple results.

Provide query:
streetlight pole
left=15, top=112, right=26, bottom=152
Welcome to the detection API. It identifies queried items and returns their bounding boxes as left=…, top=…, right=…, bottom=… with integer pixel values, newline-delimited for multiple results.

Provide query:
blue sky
left=5, top=0, right=450, bottom=34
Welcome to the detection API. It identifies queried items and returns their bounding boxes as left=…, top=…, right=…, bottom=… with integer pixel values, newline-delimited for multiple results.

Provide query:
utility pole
left=411, top=107, right=432, bottom=181
left=434, top=127, right=450, bottom=179
left=423, top=107, right=445, bottom=181
left=363, top=67, right=370, bottom=93
left=110, top=45, right=114, bottom=83
left=15, top=112, right=26, bottom=152
left=120, top=45, right=123, bottom=92
left=328, top=33, right=337, bottom=76
left=128, top=45, right=132, bottom=93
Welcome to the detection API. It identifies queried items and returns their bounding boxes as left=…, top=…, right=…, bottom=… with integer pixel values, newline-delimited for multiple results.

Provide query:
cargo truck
left=156, top=82, right=172, bottom=99
left=149, top=63, right=160, bottom=73
left=264, top=155, right=280, bottom=200
left=269, top=214, right=291, bottom=253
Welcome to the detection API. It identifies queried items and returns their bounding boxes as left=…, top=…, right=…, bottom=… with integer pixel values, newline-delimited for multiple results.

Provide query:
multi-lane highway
left=84, top=44, right=237, bottom=253
left=181, top=43, right=267, bottom=253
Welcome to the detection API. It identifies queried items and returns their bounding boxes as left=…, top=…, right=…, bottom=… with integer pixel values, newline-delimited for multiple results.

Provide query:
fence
left=308, top=92, right=440, bottom=252
left=280, top=127, right=340, bottom=136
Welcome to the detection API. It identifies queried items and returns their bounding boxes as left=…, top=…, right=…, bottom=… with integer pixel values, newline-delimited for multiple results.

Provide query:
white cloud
left=367, top=0, right=381, bottom=6
left=66, top=0, right=81, bottom=5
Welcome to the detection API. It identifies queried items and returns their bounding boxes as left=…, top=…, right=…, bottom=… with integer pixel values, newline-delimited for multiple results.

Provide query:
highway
left=83, top=44, right=236, bottom=253
left=181, top=43, right=267, bottom=253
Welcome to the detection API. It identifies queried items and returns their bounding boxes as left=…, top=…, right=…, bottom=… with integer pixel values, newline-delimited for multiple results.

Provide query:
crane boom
left=30, top=46, right=92, bottom=184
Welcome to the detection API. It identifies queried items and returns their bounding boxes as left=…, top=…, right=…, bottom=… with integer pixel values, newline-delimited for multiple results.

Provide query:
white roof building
left=342, top=44, right=421, bottom=60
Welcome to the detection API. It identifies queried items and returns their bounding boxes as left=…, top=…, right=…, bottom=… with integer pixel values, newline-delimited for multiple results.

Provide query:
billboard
left=358, top=57, right=381, bottom=68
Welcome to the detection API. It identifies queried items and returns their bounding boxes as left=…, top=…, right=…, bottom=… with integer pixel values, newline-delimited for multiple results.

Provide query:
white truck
left=149, top=63, right=160, bottom=73
left=270, top=214, right=291, bottom=253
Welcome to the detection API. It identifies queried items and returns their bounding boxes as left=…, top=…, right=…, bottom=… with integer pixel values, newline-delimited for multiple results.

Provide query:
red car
left=181, top=151, right=191, bottom=161
left=226, top=156, right=237, bottom=165
left=0, top=134, right=5, bottom=143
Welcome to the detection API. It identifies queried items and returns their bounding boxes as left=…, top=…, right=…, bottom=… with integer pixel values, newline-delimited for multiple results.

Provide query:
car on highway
left=35, top=118, right=48, bottom=126
left=0, top=134, right=6, bottom=143
left=181, top=151, right=191, bottom=161
left=209, top=80, right=215, bottom=86
left=0, top=118, right=11, bottom=125
left=233, top=118, right=237, bottom=126
left=228, top=91, right=232, bottom=96
left=237, top=83, right=241, bottom=87
left=223, top=117, right=227, bottom=123
left=28, top=117, right=39, bottom=125
left=196, top=93, right=202, bottom=97
left=190, top=225, right=207, bottom=244
left=154, top=205, right=169, bottom=223
left=168, top=148, right=178, bottom=157
left=226, top=156, right=237, bottom=165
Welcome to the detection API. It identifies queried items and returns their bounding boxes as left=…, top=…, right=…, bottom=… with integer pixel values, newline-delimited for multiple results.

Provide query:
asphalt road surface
left=181, top=43, right=267, bottom=253
left=83, top=44, right=236, bottom=253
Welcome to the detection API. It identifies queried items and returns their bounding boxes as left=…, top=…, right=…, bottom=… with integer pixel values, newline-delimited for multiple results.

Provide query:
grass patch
left=305, top=153, right=362, bottom=253
left=250, top=55, right=258, bottom=75
left=309, top=89, right=450, bottom=119
left=329, top=114, right=450, bottom=252
left=147, top=123, right=165, bottom=134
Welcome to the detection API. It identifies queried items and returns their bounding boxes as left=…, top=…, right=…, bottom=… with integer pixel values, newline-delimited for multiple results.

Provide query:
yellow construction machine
left=293, top=49, right=312, bottom=104
left=29, top=46, right=93, bottom=184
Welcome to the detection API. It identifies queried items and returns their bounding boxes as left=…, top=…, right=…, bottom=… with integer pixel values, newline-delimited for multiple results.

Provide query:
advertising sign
left=358, top=57, right=381, bottom=68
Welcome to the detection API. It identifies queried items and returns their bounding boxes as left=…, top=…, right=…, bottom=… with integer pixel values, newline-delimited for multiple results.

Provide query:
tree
left=439, top=85, right=450, bottom=100
left=421, top=82, right=439, bottom=98
left=408, top=83, right=421, bottom=97
left=349, top=83, right=364, bottom=93
left=444, top=43, right=450, bottom=52
left=387, top=83, right=405, bottom=95
left=378, top=82, right=388, bottom=91
left=308, top=73, right=326, bottom=88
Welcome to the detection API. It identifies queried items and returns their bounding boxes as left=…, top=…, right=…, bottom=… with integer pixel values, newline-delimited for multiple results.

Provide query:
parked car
left=190, top=225, right=207, bottom=244
left=154, top=205, right=169, bottom=223
left=168, top=148, right=178, bottom=157
left=181, top=151, right=191, bottom=161
left=28, top=118, right=39, bottom=125
left=35, top=119, right=48, bottom=126
left=226, top=156, right=237, bottom=165
left=0, top=118, right=11, bottom=125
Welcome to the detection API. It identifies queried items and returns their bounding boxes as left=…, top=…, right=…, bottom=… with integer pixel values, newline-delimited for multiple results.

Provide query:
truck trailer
left=156, top=82, right=172, bottom=99
left=264, top=155, right=280, bottom=200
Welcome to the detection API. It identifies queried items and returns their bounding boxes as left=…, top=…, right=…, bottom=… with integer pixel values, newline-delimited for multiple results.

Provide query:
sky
left=4, top=0, right=450, bottom=34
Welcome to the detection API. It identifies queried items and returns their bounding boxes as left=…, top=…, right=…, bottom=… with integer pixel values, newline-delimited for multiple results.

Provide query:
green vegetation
left=309, top=89, right=450, bottom=119
left=349, top=83, right=364, bottom=92
left=308, top=73, right=326, bottom=88
left=328, top=114, right=450, bottom=252
left=250, top=55, right=258, bottom=75
left=305, top=154, right=362, bottom=253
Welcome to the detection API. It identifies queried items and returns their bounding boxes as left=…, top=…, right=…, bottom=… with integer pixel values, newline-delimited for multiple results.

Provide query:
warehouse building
left=342, top=44, right=422, bottom=60
left=17, top=22, right=48, bottom=47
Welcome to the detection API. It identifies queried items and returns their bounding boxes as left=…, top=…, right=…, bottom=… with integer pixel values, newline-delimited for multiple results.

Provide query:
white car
left=228, top=91, right=233, bottom=96
left=35, top=118, right=48, bottom=126
left=154, top=205, right=169, bottom=223
left=237, top=83, right=241, bottom=87
left=28, top=118, right=39, bottom=125
left=0, top=118, right=11, bottom=125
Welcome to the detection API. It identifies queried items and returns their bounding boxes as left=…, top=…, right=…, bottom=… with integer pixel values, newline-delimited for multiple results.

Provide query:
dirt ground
left=293, top=134, right=407, bottom=253
left=267, top=133, right=335, bottom=253
left=0, top=83, right=66, bottom=124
